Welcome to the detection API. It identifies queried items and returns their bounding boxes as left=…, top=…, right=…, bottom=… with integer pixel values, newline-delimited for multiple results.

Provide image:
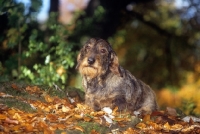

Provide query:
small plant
left=180, top=99, right=197, bottom=116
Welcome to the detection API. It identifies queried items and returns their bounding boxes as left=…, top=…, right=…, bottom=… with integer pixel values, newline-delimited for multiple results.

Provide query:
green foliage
left=19, top=13, right=76, bottom=87
left=180, top=99, right=197, bottom=116
left=108, top=1, right=200, bottom=88
left=0, top=1, right=77, bottom=88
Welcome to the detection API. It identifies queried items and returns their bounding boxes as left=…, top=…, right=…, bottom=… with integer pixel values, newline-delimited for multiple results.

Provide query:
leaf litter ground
left=0, top=82, right=200, bottom=134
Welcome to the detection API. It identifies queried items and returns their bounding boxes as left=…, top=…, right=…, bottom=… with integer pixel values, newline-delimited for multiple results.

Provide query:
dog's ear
left=75, top=53, right=81, bottom=70
left=110, top=52, right=123, bottom=77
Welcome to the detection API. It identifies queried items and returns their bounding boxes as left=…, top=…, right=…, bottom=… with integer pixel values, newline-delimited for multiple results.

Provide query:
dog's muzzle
left=87, top=57, right=95, bottom=65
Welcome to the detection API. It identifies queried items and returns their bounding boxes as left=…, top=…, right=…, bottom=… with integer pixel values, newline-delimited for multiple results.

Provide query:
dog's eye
left=100, top=49, right=106, bottom=53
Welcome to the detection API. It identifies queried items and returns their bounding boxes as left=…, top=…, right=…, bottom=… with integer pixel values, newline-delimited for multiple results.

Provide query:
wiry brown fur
left=76, top=38, right=158, bottom=114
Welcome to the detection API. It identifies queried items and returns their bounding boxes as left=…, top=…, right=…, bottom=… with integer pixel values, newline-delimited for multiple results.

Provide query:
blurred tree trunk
left=49, top=0, right=59, bottom=13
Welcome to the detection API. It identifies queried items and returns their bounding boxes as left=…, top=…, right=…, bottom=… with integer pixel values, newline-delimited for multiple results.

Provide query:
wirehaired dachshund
left=76, top=38, right=158, bottom=114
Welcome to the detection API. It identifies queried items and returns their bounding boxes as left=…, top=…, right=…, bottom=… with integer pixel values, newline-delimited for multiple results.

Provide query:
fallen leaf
left=113, top=117, right=127, bottom=122
left=83, top=116, right=92, bottom=122
left=90, top=129, right=100, bottom=134
left=62, top=105, right=70, bottom=112
left=0, top=114, right=7, bottom=119
left=170, top=124, right=183, bottom=131
left=136, top=122, right=146, bottom=129
left=5, top=117, right=19, bottom=124
left=124, top=127, right=137, bottom=134
left=11, top=83, right=19, bottom=90
left=102, top=107, right=112, bottom=114
left=166, top=107, right=177, bottom=116
left=149, top=122, right=162, bottom=131
left=44, top=95, right=54, bottom=103
left=0, top=92, right=13, bottom=98
left=25, top=124, right=34, bottom=132
left=74, top=126, right=84, bottom=132
left=103, top=115, right=113, bottom=124
left=143, top=114, right=151, bottom=122
left=182, top=116, right=200, bottom=122
left=163, top=122, right=170, bottom=131
left=74, top=114, right=83, bottom=119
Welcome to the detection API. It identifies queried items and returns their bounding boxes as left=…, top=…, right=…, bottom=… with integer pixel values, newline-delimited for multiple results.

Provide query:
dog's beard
left=78, top=58, right=103, bottom=79
left=80, top=66, right=98, bottom=78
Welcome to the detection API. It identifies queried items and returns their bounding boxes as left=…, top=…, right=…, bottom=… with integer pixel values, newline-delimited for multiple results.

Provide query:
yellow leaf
left=170, top=124, right=183, bottom=131
left=163, top=122, right=170, bottom=131
left=13, top=113, right=21, bottom=120
left=62, top=105, right=70, bottom=112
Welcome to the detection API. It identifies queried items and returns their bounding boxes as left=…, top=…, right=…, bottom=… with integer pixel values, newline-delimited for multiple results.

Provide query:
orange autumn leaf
left=11, top=83, right=19, bottom=90
left=90, top=129, right=100, bottom=134
left=83, top=116, right=92, bottom=122
left=113, top=117, right=127, bottom=122
left=44, top=95, right=54, bottom=103
left=74, top=126, right=84, bottom=132
left=25, top=86, right=43, bottom=94
left=43, top=128, right=54, bottom=134
left=12, top=125, right=21, bottom=131
left=57, top=124, right=67, bottom=130
left=7, top=109, right=16, bottom=115
left=136, top=122, right=146, bottom=129
left=38, top=121, right=48, bottom=128
left=25, top=124, right=34, bottom=132
left=46, top=114, right=58, bottom=122
left=74, top=114, right=83, bottom=119
left=149, top=122, right=162, bottom=131
left=123, top=127, right=137, bottom=134
left=143, top=114, right=151, bottom=122
left=90, top=111, right=105, bottom=116
left=0, top=114, right=7, bottom=119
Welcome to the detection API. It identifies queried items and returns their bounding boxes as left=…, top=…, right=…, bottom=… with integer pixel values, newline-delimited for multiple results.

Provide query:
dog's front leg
left=85, top=94, right=101, bottom=111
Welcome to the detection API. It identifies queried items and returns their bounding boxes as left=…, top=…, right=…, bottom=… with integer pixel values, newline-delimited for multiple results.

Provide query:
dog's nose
left=88, top=57, right=95, bottom=65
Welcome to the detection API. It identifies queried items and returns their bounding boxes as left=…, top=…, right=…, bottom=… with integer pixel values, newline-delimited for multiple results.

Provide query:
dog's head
left=76, top=38, right=122, bottom=79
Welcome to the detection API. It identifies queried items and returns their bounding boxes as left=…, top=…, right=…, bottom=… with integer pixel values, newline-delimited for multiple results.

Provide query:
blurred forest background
left=1, top=0, right=200, bottom=115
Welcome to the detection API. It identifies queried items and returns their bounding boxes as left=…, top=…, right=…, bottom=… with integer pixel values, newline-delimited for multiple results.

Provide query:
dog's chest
left=86, top=73, right=125, bottom=95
